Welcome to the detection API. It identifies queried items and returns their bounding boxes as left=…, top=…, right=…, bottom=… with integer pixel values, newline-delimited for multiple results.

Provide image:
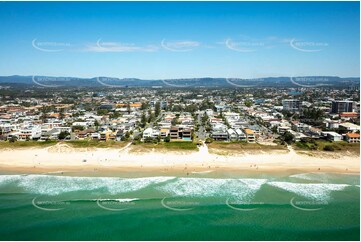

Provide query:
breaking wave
left=267, top=181, right=350, bottom=201
left=0, top=175, right=175, bottom=195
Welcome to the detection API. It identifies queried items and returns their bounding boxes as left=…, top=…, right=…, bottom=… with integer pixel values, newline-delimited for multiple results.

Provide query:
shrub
left=323, top=145, right=335, bottom=151
left=8, top=136, right=17, bottom=143
left=58, top=131, right=70, bottom=140
left=164, top=136, right=170, bottom=143
left=205, top=138, right=213, bottom=144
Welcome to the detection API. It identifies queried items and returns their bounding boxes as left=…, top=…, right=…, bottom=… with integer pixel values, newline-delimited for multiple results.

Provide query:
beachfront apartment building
left=170, top=126, right=179, bottom=139
left=143, top=127, right=154, bottom=139
left=227, top=128, right=238, bottom=141
left=168, top=126, right=192, bottom=140
left=211, top=130, right=229, bottom=141
left=181, top=129, right=192, bottom=141
left=40, top=128, right=60, bottom=141
left=77, top=128, right=96, bottom=139
left=322, top=131, right=343, bottom=142
left=160, top=128, right=170, bottom=139
left=18, top=125, right=42, bottom=141
left=100, top=130, right=117, bottom=141
left=235, top=129, right=247, bottom=142
left=244, top=128, right=255, bottom=143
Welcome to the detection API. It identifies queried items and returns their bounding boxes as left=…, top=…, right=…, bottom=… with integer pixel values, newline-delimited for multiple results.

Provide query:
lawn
left=0, top=140, right=57, bottom=149
left=207, top=141, right=287, bottom=155
left=0, top=140, right=129, bottom=149
left=208, top=141, right=287, bottom=150
left=130, top=141, right=198, bottom=153
left=294, top=140, right=360, bottom=154
left=64, top=140, right=129, bottom=148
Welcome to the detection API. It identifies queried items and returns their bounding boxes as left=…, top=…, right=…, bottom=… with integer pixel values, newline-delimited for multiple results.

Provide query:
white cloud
left=83, top=39, right=159, bottom=52
left=224, top=38, right=257, bottom=52
left=161, top=39, right=200, bottom=52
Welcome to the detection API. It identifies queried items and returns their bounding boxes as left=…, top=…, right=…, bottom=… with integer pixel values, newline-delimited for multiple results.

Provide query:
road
left=196, top=111, right=207, bottom=140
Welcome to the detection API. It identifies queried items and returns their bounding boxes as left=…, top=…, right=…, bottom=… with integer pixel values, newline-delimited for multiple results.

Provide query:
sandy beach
left=0, top=142, right=359, bottom=175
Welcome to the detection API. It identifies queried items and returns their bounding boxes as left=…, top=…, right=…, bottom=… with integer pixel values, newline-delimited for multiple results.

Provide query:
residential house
left=322, top=131, right=342, bottom=142
left=227, top=128, right=238, bottom=141
left=235, top=128, right=247, bottom=142
left=345, top=133, right=360, bottom=143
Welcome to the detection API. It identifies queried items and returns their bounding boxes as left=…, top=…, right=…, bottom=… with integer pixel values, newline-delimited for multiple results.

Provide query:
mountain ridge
left=0, top=75, right=359, bottom=88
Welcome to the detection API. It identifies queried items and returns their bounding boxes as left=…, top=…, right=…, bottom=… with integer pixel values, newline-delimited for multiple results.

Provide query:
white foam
left=95, top=198, right=139, bottom=203
left=0, top=175, right=176, bottom=195
left=0, top=175, right=23, bottom=186
left=267, top=181, right=350, bottom=201
left=289, top=173, right=331, bottom=182
left=158, top=178, right=267, bottom=202
left=191, top=170, right=214, bottom=174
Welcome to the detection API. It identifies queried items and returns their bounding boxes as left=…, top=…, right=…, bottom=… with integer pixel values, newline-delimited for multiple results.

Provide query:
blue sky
left=0, top=1, right=359, bottom=79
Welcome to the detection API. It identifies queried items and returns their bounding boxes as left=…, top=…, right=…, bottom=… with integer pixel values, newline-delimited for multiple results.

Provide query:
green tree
left=140, top=112, right=147, bottom=128
left=125, top=131, right=130, bottom=140
left=201, top=113, right=209, bottom=125
left=58, top=131, right=70, bottom=140
left=140, top=102, right=149, bottom=110
left=155, top=102, right=161, bottom=117
left=244, top=100, right=253, bottom=107
left=59, top=108, right=65, bottom=119
left=8, top=136, right=17, bottom=143
left=205, top=137, right=213, bottom=144
left=148, top=112, right=154, bottom=123
left=97, top=109, right=108, bottom=116
left=271, top=126, right=278, bottom=134
left=164, top=135, right=171, bottom=142
left=301, top=108, right=325, bottom=126
left=282, top=131, right=295, bottom=144
left=127, top=102, right=131, bottom=114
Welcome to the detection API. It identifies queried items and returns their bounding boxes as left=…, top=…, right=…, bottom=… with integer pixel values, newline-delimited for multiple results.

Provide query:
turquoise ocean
left=0, top=171, right=359, bottom=240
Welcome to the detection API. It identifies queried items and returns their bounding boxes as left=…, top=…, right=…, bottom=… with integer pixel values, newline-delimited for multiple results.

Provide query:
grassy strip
left=130, top=141, right=198, bottom=152
left=0, top=140, right=129, bottom=149
left=0, top=140, right=57, bottom=148
left=294, top=140, right=359, bottom=154
left=64, top=140, right=129, bottom=148
left=208, top=141, right=287, bottom=151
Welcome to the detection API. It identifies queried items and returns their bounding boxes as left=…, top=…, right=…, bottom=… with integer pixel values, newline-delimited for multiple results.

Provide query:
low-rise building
left=339, top=122, right=360, bottom=132
left=170, top=126, right=179, bottom=139
left=345, top=133, right=360, bottom=143
left=160, top=128, right=170, bottom=139
left=322, top=131, right=342, bottom=142
left=211, top=130, right=228, bottom=141
left=143, top=128, right=154, bottom=139
left=235, top=128, right=247, bottom=142
left=244, top=128, right=255, bottom=143
left=227, top=128, right=238, bottom=141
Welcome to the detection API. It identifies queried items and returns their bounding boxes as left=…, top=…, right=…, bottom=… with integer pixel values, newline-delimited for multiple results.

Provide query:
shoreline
left=0, top=143, right=359, bottom=176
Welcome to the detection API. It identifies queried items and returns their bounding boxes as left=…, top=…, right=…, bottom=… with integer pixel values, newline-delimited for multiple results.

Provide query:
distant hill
left=0, top=75, right=359, bottom=88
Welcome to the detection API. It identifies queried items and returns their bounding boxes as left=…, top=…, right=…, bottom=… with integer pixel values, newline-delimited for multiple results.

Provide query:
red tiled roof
left=346, top=133, right=360, bottom=138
